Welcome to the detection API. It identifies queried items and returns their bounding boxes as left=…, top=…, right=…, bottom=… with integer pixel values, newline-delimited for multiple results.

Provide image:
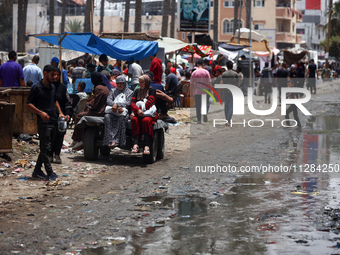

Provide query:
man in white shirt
left=128, top=60, right=143, bottom=90
left=23, top=55, right=43, bottom=86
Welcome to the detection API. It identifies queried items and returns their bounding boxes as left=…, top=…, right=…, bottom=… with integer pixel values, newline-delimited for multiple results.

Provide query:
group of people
left=12, top=51, right=182, bottom=181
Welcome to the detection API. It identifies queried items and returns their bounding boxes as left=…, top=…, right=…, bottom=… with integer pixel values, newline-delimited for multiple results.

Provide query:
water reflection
left=81, top=116, right=340, bottom=255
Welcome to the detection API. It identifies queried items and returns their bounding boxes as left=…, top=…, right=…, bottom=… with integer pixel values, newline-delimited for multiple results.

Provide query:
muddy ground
left=0, top=80, right=339, bottom=255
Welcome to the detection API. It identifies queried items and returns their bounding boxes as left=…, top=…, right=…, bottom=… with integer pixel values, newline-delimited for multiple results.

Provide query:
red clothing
left=110, top=81, right=117, bottom=88
left=150, top=57, right=162, bottom=83
left=170, top=67, right=176, bottom=74
left=130, top=88, right=158, bottom=137
left=213, top=65, right=222, bottom=76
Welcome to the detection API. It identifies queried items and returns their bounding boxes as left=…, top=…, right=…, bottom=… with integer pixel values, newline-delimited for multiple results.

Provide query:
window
left=210, top=1, right=214, bottom=7
left=210, top=24, right=214, bottom=30
left=224, top=0, right=234, bottom=8
left=223, top=19, right=243, bottom=33
left=292, top=24, right=295, bottom=32
left=296, top=28, right=305, bottom=34
left=254, top=24, right=264, bottom=30
left=254, top=0, right=265, bottom=7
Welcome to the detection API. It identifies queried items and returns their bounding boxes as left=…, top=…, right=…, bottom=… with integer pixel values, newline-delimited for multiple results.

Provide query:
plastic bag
left=105, top=106, right=128, bottom=116
left=136, top=99, right=157, bottom=117
left=113, top=93, right=127, bottom=106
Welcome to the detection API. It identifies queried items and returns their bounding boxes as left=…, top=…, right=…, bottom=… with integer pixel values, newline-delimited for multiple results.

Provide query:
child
left=72, top=82, right=88, bottom=114
left=285, top=80, right=302, bottom=128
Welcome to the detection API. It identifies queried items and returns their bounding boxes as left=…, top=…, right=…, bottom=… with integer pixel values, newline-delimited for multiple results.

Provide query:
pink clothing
left=190, top=68, right=211, bottom=95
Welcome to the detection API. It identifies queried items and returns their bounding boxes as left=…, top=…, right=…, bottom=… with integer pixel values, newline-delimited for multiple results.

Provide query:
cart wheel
left=84, top=126, right=99, bottom=161
left=143, top=131, right=158, bottom=164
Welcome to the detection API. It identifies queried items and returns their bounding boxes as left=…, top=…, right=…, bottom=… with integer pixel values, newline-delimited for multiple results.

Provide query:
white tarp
left=157, top=37, right=189, bottom=54
left=235, top=28, right=265, bottom=42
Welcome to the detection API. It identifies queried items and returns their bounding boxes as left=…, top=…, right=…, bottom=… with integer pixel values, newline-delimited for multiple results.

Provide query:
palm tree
left=170, top=0, right=176, bottom=38
left=246, top=0, right=251, bottom=29
left=124, top=0, right=130, bottom=32
left=100, top=0, right=105, bottom=33
left=135, top=0, right=142, bottom=32
left=84, top=0, right=92, bottom=32
left=66, top=19, right=83, bottom=33
left=161, top=0, right=170, bottom=37
left=213, top=0, right=219, bottom=41
left=49, top=0, right=55, bottom=34
left=17, top=0, right=28, bottom=52
left=60, top=0, right=67, bottom=33
left=233, top=0, right=239, bottom=35
left=324, top=1, right=340, bottom=37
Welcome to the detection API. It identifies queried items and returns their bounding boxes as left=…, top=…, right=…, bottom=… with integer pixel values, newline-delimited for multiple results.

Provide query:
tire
left=157, top=129, right=164, bottom=160
left=84, top=126, right=99, bottom=161
left=143, top=131, right=158, bottom=164
left=100, top=146, right=110, bottom=156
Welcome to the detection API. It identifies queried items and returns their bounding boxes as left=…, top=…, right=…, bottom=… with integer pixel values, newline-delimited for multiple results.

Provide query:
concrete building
left=14, top=0, right=306, bottom=53
left=296, top=0, right=328, bottom=53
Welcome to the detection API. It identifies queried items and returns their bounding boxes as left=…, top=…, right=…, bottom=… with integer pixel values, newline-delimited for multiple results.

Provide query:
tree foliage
left=324, top=1, right=340, bottom=37
left=66, top=19, right=84, bottom=33
left=320, top=36, right=340, bottom=60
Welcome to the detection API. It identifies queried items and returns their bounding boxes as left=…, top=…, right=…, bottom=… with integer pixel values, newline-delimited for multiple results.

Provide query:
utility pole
left=325, top=0, right=333, bottom=72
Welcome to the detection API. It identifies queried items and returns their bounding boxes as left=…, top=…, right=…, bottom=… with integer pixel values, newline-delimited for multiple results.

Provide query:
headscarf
left=91, top=72, right=113, bottom=90
left=137, top=74, right=151, bottom=101
left=113, top=75, right=132, bottom=98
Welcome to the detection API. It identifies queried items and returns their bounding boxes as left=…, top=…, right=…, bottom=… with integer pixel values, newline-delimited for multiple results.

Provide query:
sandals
left=131, top=145, right=139, bottom=153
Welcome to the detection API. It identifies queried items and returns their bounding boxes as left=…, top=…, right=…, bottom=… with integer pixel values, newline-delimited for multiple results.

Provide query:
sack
left=105, top=105, right=128, bottom=116
left=136, top=99, right=157, bottom=117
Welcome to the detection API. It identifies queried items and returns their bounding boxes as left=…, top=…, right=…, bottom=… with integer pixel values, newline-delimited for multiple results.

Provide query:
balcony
left=296, top=10, right=303, bottom=22
left=276, top=32, right=296, bottom=43
left=276, top=7, right=294, bottom=20
left=296, top=34, right=302, bottom=43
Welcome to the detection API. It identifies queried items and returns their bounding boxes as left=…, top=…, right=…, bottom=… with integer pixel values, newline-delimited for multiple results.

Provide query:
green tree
left=66, top=19, right=84, bottom=33
left=324, top=1, right=340, bottom=37
left=320, top=36, right=340, bottom=60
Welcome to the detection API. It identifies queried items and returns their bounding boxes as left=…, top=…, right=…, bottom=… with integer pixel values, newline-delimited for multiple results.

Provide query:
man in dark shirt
left=306, top=59, right=318, bottom=94
left=165, top=68, right=178, bottom=95
left=26, top=65, right=65, bottom=181
left=276, top=62, right=289, bottom=103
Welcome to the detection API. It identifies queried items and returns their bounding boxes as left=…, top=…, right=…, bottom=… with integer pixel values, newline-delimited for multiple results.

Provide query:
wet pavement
left=79, top=87, right=340, bottom=255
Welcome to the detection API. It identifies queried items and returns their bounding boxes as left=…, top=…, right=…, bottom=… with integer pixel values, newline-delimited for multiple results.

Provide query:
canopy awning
left=29, top=32, right=159, bottom=61
left=157, top=37, right=189, bottom=54
left=219, top=43, right=249, bottom=51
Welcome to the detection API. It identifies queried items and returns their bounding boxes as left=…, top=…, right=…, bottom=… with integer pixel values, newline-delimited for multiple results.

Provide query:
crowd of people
left=0, top=49, right=336, bottom=181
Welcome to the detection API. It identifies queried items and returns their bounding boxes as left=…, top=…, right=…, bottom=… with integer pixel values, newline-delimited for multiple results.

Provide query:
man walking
left=306, top=59, right=318, bottom=94
left=191, top=58, right=211, bottom=123
left=26, top=65, right=65, bottom=181
left=23, top=55, right=42, bottom=86
left=0, top=50, right=25, bottom=87
left=221, top=61, right=238, bottom=126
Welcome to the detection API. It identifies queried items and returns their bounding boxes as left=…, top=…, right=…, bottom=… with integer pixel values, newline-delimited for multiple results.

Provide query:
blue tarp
left=29, top=32, right=159, bottom=61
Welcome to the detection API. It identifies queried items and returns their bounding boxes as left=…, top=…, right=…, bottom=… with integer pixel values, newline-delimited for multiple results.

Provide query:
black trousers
left=50, top=129, right=66, bottom=156
left=35, top=123, right=57, bottom=175
left=156, top=98, right=167, bottom=115
left=195, top=94, right=210, bottom=122
left=307, top=78, right=316, bottom=94
left=285, top=105, right=301, bottom=127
